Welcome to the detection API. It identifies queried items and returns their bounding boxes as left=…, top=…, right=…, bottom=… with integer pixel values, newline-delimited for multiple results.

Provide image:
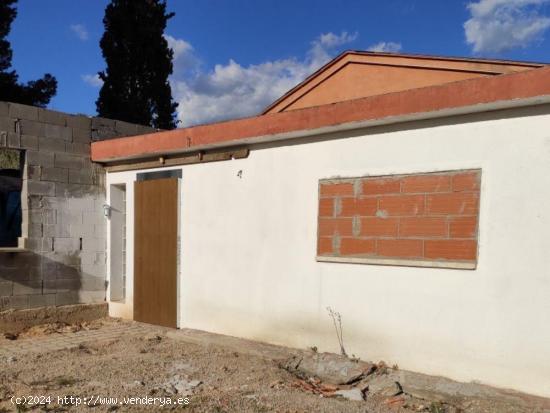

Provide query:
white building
left=92, top=52, right=550, bottom=397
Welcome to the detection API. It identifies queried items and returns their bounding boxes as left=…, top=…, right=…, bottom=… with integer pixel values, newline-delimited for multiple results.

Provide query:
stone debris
left=282, top=352, right=374, bottom=385
left=361, top=373, right=403, bottom=397
left=162, top=375, right=202, bottom=396
left=334, top=388, right=365, bottom=401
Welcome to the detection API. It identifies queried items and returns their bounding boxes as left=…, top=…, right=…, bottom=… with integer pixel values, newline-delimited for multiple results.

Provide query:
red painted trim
left=91, top=66, right=550, bottom=162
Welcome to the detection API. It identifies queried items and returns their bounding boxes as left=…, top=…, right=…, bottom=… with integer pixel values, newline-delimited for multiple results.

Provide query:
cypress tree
left=96, top=0, right=178, bottom=129
left=0, top=0, right=57, bottom=107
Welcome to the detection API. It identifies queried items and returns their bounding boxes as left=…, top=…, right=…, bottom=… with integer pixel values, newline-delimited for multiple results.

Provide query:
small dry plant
left=326, top=306, right=347, bottom=357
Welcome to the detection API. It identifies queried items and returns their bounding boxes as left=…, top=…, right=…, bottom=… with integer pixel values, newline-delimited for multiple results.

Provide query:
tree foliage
left=0, top=0, right=57, bottom=107
left=96, top=0, right=178, bottom=129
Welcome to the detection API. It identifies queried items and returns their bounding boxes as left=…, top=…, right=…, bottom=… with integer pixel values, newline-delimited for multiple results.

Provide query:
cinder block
left=25, top=237, right=46, bottom=251
left=0, top=267, right=24, bottom=281
left=0, top=116, right=15, bottom=133
left=29, top=209, right=56, bottom=225
left=43, top=224, right=70, bottom=238
left=83, top=210, right=104, bottom=226
left=38, top=108, right=67, bottom=126
left=27, top=224, right=43, bottom=238
left=54, top=152, right=83, bottom=169
left=0, top=281, right=13, bottom=296
left=20, top=134, right=39, bottom=150
left=55, top=291, right=80, bottom=306
left=82, top=237, right=106, bottom=252
left=27, top=165, right=41, bottom=180
left=45, top=123, right=72, bottom=141
left=114, top=120, right=138, bottom=136
left=13, top=280, right=43, bottom=295
left=81, top=262, right=106, bottom=278
left=7, top=132, right=20, bottom=147
left=42, top=260, right=80, bottom=280
left=94, top=224, right=107, bottom=239
left=53, top=237, right=80, bottom=253
left=0, top=295, right=29, bottom=310
left=135, top=125, right=156, bottom=135
left=69, top=222, right=94, bottom=238
left=9, top=103, right=39, bottom=120
left=43, top=251, right=80, bottom=267
left=66, top=114, right=91, bottom=130
left=69, top=168, right=93, bottom=184
left=28, top=195, right=43, bottom=209
left=26, top=150, right=54, bottom=167
left=38, top=137, right=66, bottom=152
left=19, top=119, right=45, bottom=136
left=41, top=167, right=69, bottom=183
left=0, top=102, right=8, bottom=116
left=56, top=182, right=102, bottom=198
left=78, top=290, right=105, bottom=304
left=56, top=278, right=81, bottom=292
left=58, top=209, right=83, bottom=225
left=72, top=127, right=91, bottom=142
left=43, top=279, right=56, bottom=293
left=91, top=116, right=115, bottom=129
left=29, top=294, right=56, bottom=308
left=81, top=275, right=106, bottom=291
left=81, top=251, right=105, bottom=266
left=66, top=142, right=90, bottom=155
left=23, top=235, right=41, bottom=249
left=27, top=180, right=55, bottom=196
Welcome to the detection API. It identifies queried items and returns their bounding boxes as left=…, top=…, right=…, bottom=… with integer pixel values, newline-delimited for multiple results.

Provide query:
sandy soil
left=0, top=319, right=547, bottom=412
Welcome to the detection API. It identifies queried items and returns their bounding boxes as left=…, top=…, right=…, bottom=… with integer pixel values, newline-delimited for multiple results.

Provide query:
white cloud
left=164, top=34, right=201, bottom=77
left=464, top=0, right=550, bottom=53
left=367, top=41, right=403, bottom=52
left=170, top=32, right=358, bottom=127
left=81, top=74, right=103, bottom=88
left=70, top=24, right=89, bottom=41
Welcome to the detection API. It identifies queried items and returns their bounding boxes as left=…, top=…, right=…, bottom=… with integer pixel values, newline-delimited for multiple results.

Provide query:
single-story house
left=91, top=51, right=550, bottom=397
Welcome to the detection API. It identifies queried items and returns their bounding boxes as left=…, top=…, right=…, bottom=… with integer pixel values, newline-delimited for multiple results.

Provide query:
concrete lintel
left=316, top=255, right=477, bottom=270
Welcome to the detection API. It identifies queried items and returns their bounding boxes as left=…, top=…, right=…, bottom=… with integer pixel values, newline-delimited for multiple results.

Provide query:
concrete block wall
left=0, top=101, right=155, bottom=310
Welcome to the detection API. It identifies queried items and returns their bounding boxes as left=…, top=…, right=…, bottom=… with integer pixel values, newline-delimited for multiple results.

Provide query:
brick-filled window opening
left=0, top=149, right=23, bottom=248
left=317, top=169, right=481, bottom=269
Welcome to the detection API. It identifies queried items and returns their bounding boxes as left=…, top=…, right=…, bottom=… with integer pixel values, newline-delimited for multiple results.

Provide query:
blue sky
left=8, top=0, right=550, bottom=126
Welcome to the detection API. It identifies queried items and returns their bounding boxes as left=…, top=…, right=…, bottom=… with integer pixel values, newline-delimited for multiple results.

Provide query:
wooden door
left=134, top=178, right=178, bottom=328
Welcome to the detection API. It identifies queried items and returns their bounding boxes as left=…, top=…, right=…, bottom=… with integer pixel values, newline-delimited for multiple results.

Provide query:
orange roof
left=262, top=51, right=546, bottom=114
left=91, top=63, right=550, bottom=163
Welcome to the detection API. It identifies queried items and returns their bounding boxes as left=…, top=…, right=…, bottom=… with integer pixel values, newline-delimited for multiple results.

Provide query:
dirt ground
left=0, top=318, right=548, bottom=412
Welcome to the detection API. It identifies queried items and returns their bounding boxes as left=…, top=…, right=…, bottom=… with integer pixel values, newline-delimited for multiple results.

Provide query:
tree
left=0, top=0, right=57, bottom=107
left=97, top=0, right=178, bottom=129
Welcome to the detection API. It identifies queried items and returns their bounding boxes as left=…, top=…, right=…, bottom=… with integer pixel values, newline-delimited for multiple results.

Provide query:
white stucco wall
left=106, top=105, right=550, bottom=397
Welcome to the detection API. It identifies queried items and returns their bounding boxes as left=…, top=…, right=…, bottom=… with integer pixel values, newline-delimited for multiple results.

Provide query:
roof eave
left=91, top=66, right=550, bottom=163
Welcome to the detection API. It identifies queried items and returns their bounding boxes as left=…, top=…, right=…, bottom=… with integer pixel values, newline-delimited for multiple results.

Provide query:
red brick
left=320, top=182, right=354, bottom=197
left=401, top=174, right=451, bottom=193
left=317, top=237, right=333, bottom=255
left=362, top=178, right=401, bottom=195
left=377, top=239, right=423, bottom=258
left=340, top=197, right=377, bottom=217
left=424, top=240, right=477, bottom=261
left=399, top=217, right=447, bottom=237
left=360, top=218, right=398, bottom=237
left=452, top=171, right=481, bottom=192
left=319, top=198, right=334, bottom=217
left=378, top=195, right=425, bottom=216
left=340, top=238, right=376, bottom=256
left=449, top=216, right=478, bottom=238
left=426, top=193, right=479, bottom=215
left=318, top=218, right=353, bottom=237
